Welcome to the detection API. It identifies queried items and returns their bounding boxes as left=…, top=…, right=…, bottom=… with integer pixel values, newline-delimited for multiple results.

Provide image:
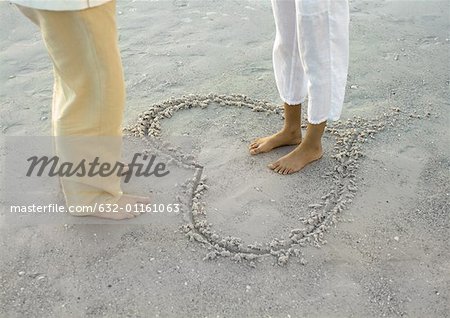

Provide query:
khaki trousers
left=17, top=1, right=124, bottom=212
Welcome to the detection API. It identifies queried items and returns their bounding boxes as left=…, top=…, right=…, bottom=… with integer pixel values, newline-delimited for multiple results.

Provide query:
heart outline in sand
left=126, top=94, right=397, bottom=265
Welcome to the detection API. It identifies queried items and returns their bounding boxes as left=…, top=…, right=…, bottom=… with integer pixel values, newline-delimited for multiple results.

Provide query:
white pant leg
left=295, top=0, right=349, bottom=124
left=271, top=0, right=308, bottom=106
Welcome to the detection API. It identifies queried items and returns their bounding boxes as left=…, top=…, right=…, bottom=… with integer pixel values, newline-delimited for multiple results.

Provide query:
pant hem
left=280, top=96, right=306, bottom=106
left=307, top=115, right=341, bottom=125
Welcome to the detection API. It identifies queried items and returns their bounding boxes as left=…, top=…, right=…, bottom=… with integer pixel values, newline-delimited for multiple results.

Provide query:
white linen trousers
left=271, top=0, right=349, bottom=124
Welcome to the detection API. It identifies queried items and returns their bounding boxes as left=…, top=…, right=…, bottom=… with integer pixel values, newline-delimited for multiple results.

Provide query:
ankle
left=281, top=127, right=301, bottom=136
left=301, top=139, right=322, bottom=151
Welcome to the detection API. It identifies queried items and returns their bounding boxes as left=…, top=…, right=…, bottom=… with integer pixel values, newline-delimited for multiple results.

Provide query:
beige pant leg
left=17, top=1, right=125, bottom=213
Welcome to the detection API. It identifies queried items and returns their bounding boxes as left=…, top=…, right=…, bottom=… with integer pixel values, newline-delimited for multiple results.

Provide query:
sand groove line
left=125, top=94, right=409, bottom=265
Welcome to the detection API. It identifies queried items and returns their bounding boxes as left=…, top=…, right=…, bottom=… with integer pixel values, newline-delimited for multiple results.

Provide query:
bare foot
left=90, top=194, right=151, bottom=220
left=268, top=142, right=323, bottom=175
left=249, top=130, right=301, bottom=155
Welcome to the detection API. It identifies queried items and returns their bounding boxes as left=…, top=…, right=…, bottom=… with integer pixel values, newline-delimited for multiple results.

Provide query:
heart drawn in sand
left=126, top=94, right=394, bottom=266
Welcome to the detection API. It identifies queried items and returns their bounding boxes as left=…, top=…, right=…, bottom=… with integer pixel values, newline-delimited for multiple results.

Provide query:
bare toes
left=275, top=166, right=283, bottom=174
left=251, top=146, right=264, bottom=155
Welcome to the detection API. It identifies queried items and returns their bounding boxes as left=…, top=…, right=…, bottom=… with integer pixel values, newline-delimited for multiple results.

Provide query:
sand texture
left=1, top=0, right=449, bottom=317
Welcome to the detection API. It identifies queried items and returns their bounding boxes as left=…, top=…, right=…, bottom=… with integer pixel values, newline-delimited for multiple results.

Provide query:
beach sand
left=0, top=0, right=449, bottom=317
